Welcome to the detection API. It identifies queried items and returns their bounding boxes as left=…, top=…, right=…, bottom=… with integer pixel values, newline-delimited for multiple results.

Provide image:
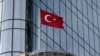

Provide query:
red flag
left=40, top=9, right=64, bottom=29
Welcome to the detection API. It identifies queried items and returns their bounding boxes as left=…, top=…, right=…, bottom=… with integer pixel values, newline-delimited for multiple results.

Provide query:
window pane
left=13, top=29, right=25, bottom=51
left=14, top=20, right=25, bottom=29
left=1, top=20, right=12, bottom=30
left=0, top=2, right=2, bottom=22
left=0, top=53, right=11, bottom=56
left=0, top=30, right=12, bottom=53
left=14, top=0, right=26, bottom=19
left=2, top=0, right=13, bottom=21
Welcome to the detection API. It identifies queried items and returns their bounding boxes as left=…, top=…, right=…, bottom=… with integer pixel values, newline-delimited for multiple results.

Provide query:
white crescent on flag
left=44, top=14, right=52, bottom=23
left=44, top=14, right=57, bottom=23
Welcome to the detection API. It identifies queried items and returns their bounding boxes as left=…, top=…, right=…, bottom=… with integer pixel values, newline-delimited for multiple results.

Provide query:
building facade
left=0, top=0, right=100, bottom=56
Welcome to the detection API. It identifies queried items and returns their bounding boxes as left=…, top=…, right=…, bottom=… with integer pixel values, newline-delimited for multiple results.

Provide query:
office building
left=0, top=0, right=100, bottom=56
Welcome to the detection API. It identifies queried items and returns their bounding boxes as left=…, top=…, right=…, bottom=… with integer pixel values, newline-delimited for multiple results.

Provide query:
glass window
left=93, top=11, right=98, bottom=27
left=67, top=34, right=72, bottom=52
left=33, top=34, right=38, bottom=50
left=54, top=29, right=60, bottom=46
left=88, top=5, right=92, bottom=22
left=83, top=0, right=87, bottom=17
left=72, top=5, right=77, bottom=14
left=78, top=19, right=83, bottom=38
left=92, top=0, right=96, bottom=3
left=94, top=35, right=99, bottom=53
left=48, top=37, right=53, bottom=49
left=72, top=0, right=76, bottom=7
left=60, top=2, right=65, bottom=19
left=0, top=53, right=11, bottom=56
left=0, top=2, right=2, bottom=22
left=61, top=30, right=66, bottom=50
left=94, top=28, right=98, bottom=35
left=89, top=29, right=94, bottom=48
left=77, top=0, right=82, bottom=12
left=40, top=31, right=46, bottom=42
left=66, top=0, right=71, bottom=9
left=73, top=41, right=78, bottom=56
left=47, top=27, right=53, bottom=40
left=1, top=20, right=12, bottom=30
left=72, top=14, right=77, bottom=32
left=14, top=0, right=26, bottom=19
left=54, top=0, right=59, bottom=15
left=14, top=20, right=25, bottom=29
left=40, top=40, right=46, bottom=50
left=87, top=0, right=91, bottom=5
left=78, top=12, right=82, bottom=20
left=85, top=43, right=89, bottom=52
left=47, top=0, right=53, bottom=10
left=79, top=38, right=84, bottom=46
left=79, top=46, right=84, bottom=56
left=84, top=25, right=89, bottom=43
left=0, top=30, right=12, bottom=53
left=98, top=16, right=100, bottom=29
left=73, top=33, right=78, bottom=41
left=67, top=27, right=72, bottom=36
left=89, top=22, right=93, bottom=30
left=92, top=3, right=96, bottom=10
left=13, top=29, right=25, bottom=51
left=85, top=51, right=90, bottom=56
left=2, top=0, right=13, bottom=21
left=66, top=8, right=71, bottom=27
left=97, top=0, right=100, bottom=14
left=54, top=44, right=60, bottom=50
left=90, top=48, right=95, bottom=56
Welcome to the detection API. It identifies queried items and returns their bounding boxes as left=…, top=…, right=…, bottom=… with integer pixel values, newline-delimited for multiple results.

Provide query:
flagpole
left=38, top=4, right=41, bottom=50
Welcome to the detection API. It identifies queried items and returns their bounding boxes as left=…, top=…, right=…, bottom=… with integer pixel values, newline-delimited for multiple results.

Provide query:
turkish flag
left=40, top=9, right=64, bottom=29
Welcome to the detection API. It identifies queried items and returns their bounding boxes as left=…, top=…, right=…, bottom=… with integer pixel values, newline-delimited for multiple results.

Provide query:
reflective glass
left=72, top=14, right=77, bottom=32
left=40, top=41, right=46, bottom=50
left=78, top=19, right=83, bottom=37
left=93, top=11, right=98, bottom=27
left=73, top=41, right=78, bottom=56
left=14, top=20, right=25, bottom=29
left=0, top=2, right=2, bottom=22
left=79, top=46, right=84, bottom=56
left=83, top=0, right=87, bottom=17
left=84, top=25, right=89, bottom=43
left=85, top=51, right=89, bottom=56
left=34, top=0, right=100, bottom=56
left=1, top=21, right=12, bottom=30
left=89, top=29, right=94, bottom=47
left=97, top=0, right=100, bottom=14
left=88, top=5, right=92, bottom=22
left=0, top=30, right=12, bottom=53
left=61, top=31, right=66, bottom=50
left=13, top=29, right=25, bottom=51
left=67, top=35, right=72, bottom=52
left=90, top=48, right=95, bottom=56
left=0, top=53, right=11, bottom=56
left=95, top=36, right=99, bottom=53
left=2, top=0, right=13, bottom=21
left=14, top=0, right=26, bottom=19
left=77, top=0, right=82, bottom=12
left=99, top=16, right=100, bottom=29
